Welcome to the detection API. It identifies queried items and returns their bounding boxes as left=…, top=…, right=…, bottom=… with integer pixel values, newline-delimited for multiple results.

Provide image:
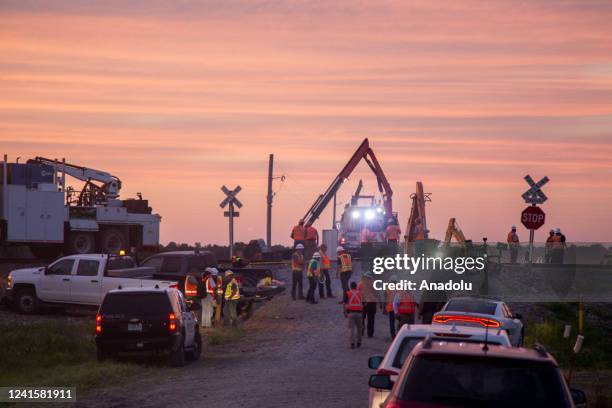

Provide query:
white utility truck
left=5, top=254, right=177, bottom=313
left=0, top=155, right=160, bottom=258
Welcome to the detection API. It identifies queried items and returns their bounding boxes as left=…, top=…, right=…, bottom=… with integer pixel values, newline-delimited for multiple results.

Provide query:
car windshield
left=392, top=337, right=503, bottom=369
left=445, top=299, right=498, bottom=315
left=100, top=293, right=171, bottom=315
left=398, top=355, right=569, bottom=407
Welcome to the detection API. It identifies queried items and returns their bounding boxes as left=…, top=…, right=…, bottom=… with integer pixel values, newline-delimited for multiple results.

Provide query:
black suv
left=95, top=287, right=201, bottom=366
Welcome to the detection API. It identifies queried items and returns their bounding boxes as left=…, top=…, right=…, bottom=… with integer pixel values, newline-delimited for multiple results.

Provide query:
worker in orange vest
left=291, top=220, right=306, bottom=248
left=344, top=281, right=363, bottom=349
left=507, top=226, right=520, bottom=263
left=291, top=243, right=306, bottom=300
left=393, top=290, right=417, bottom=330
left=336, top=246, right=353, bottom=304
left=384, top=276, right=399, bottom=339
left=318, top=244, right=334, bottom=298
left=385, top=220, right=401, bottom=243
left=304, top=222, right=319, bottom=259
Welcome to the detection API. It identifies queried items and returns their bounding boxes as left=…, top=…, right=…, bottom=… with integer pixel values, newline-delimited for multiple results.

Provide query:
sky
left=1, top=0, right=612, bottom=245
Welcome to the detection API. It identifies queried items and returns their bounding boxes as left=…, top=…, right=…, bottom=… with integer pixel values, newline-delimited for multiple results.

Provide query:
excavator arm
left=302, top=138, right=393, bottom=225
left=405, top=182, right=430, bottom=242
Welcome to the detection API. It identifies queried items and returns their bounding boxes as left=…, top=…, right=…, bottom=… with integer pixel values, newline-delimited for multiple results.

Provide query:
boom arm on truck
left=302, top=138, right=393, bottom=225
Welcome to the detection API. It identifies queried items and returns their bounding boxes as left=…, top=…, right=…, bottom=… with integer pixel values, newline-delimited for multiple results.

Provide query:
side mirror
left=369, top=374, right=393, bottom=390
left=513, top=313, right=523, bottom=320
left=368, top=356, right=384, bottom=370
left=570, top=388, right=587, bottom=405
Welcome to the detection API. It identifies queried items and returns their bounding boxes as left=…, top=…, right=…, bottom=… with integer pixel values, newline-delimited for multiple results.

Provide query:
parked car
left=367, top=324, right=512, bottom=408
left=140, top=250, right=284, bottom=311
left=95, top=287, right=201, bottom=366
left=432, top=296, right=524, bottom=346
left=5, top=254, right=177, bottom=314
left=370, top=338, right=586, bottom=407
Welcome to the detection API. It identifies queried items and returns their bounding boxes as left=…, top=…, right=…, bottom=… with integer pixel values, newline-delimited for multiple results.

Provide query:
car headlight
left=7, top=273, right=12, bottom=289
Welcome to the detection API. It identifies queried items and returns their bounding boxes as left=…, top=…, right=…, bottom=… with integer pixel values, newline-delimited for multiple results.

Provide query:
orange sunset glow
left=1, top=0, right=611, bottom=245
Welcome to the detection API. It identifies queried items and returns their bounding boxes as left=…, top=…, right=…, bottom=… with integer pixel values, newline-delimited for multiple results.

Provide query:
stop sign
left=521, top=206, right=546, bottom=230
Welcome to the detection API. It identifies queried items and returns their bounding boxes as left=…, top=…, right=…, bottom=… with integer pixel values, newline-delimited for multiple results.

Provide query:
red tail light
left=433, top=314, right=500, bottom=328
left=169, top=313, right=176, bottom=332
left=169, top=283, right=179, bottom=289
left=384, top=397, right=411, bottom=408
left=96, top=314, right=102, bottom=334
left=376, top=368, right=397, bottom=376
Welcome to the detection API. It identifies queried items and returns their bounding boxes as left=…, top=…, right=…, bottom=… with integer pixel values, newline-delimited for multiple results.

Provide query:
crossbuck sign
left=220, top=185, right=242, bottom=258
left=522, top=175, right=549, bottom=204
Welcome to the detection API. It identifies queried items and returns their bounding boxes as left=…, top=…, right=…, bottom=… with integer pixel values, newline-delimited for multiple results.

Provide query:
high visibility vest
left=386, top=225, right=401, bottom=240
left=552, top=235, right=563, bottom=248
left=507, top=232, right=519, bottom=244
left=292, top=225, right=306, bottom=240
left=321, top=252, right=331, bottom=269
left=291, top=253, right=305, bottom=271
left=306, top=259, right=320, bottom=278
left=216, top=276, right=224, bottom=295
left=261, top=276, right=272, bottom=286
left=397, top=292, right=416, bottom=315
left=224, top=278, right=240, bottom=301
left=205, top=276, right=215, bottom=295
left=305, top=227, right=318, bottom=241
left=339, top=253, right=352, bottom=273
left=345, top=290, right=363, bottom=312
left=385, top=290, right=395, bottom=313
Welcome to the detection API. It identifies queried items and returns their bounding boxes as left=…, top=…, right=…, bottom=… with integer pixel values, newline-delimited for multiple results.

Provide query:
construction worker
left=358, top=272, right=378, bottom=338
left=385, top=219, right=401, bottom=255
left=291, top=243, right=305, bottom=300
left=412, top=217, right=428, bottom=256
left=336, top=246, right=353, bottom=304
left=304, top=222, right=319, bottom=259
left=214, top=269, right=223, bottom=324
left=291, top=220, right=306, bottom=248
left=318, top=244, right=333, bottom=298
left=223, top=270, right=240, bottom=327
left=551, top=228, right=566, bottom=264
left=306, top=252, right=321, bottom=304
left=507, top=226, right=520, bottom=263
left=545, top=229, right=555, bottom=263
left=200, top=267, right=217, bottom=328
left=384, top=276, right=399, bottom=339
left=394, top=290, right=417, bottom=330
left=344, top=281, right=363, bottom=349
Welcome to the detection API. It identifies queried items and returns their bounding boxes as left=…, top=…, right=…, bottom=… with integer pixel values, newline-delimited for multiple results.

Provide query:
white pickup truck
left=5, top=254, right=178, bottom=314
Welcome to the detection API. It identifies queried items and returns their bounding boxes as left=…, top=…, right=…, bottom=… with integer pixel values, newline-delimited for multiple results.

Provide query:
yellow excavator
left=443, top=218, right=468, bottom=247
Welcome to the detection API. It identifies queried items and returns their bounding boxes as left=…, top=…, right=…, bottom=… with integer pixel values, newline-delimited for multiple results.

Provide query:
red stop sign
left=521, top=206, right=546, bottom=230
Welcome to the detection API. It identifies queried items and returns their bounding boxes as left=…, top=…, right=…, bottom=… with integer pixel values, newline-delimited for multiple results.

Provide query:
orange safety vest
left=291, top=253, right=305, bottom=271
left=507, top=232, right=519, bottom=244
left=397, top=292, right=416, bottom=315
left=305, top=227, right=318, bottom=241
left=292, top=225, right=306, bottom=240
left=385, top=290, right=395, bottom=313
left=345, top=289, right=363, bottom=312
left=205, top=276, right=215, bottom=295
left=338, top=253, right=352, bottom=273
left=321, top=252, right=331, bottom=269
left=386, top=225, right=401, bottom=241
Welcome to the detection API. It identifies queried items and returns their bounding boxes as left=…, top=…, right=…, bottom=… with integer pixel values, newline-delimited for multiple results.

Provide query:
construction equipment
left=405, top=181, right=431, bottom=242
left=443, top=218, right=468, bottom=246
left=1, top=155, right=160, bottom=258
left=301, top=139, right=395, bottom=254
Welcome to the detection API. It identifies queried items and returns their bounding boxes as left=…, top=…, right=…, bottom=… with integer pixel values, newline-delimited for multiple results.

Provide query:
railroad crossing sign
left=220, top=185, right=243, bottom=209
left=522, top=175, right=549, bottom=204
left=521, top=206, right=546, bottom=230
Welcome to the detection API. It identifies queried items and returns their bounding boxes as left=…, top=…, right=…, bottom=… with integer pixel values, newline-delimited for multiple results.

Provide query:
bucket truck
left=0, top=155, right=160, bottom=258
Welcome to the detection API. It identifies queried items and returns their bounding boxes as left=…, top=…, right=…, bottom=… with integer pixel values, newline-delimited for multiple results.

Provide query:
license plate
left=128, top=323, right=142, bottom=332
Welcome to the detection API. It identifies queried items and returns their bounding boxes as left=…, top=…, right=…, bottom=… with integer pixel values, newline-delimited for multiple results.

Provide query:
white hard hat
left=295, top=244, right=304, bottom=250
left=554, top=228, right=561, bottom=233
left=511, top=225, right=516, bottom=230
left=312, top=252, right=321, bottom=258
left=206, top=267, right=219, bottom=276
left=225, top=270, right=234, bottom=277
left=336, top=246, right=344, bottom=252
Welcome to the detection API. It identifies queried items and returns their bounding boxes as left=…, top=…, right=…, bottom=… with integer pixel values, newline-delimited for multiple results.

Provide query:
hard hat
left=511, top=225, right=516, bottom=230
left=206, top=267, right=219, bottom=276
left=549, top=229, right=555, bottom=233
left=312, top=252, right=321, bottom=258
left=225, top=270, right=234, bottom=277
left=296, top=244, right=304, bottom=249
left=554, top=228, right=561, bottom=233
left=336, top=246, right=345, bottom=252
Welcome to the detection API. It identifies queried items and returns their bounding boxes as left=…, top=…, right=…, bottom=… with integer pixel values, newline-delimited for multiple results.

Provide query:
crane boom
left=302, top=138, right=393, bottom=225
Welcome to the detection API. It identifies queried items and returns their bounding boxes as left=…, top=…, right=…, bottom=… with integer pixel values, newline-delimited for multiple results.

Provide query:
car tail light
left=169, top=313, right=176, bottom=332
left=96, top=314, right=102, bottom=334
left=169, top=283, right=179, bottom=289
left=383, top=397, right=411, bottom=408
left=433, top=314, right=500, bottom=328
left=376, top=368, right=397, bottom=376
left=184, top=277, right=198, bottom=297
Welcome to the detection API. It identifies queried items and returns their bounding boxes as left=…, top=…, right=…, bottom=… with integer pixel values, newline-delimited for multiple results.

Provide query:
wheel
left=65, top=231, right=95, bottom=254
left=98, top=228, right=127, bottom=254
left=14, top=288, right=39, bottom=314
left=168, top=334, right=185, bottom=367
left=186, top=331, right=202, bottom=361
left=29, top=245, right=62, bottom=260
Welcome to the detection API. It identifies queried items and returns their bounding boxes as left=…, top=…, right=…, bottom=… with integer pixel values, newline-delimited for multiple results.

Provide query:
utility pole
left=332, top=193, right=337, bottom=229
left=266, top=154, right=273, bottom=247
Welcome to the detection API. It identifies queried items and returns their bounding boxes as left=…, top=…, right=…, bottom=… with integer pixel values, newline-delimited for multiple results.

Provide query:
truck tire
left=66, top=232, right=95, bottom=254
left=186, top=331, right=202, bottom=361
left=98, top=229, right=126, bottom=254
left=14, top=287, right=39, bottom=314
left=168, top=334, right=185, bottom=367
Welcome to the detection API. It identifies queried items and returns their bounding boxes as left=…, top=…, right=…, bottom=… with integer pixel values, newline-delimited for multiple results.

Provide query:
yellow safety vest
left=306, top=259, right=320, bottom=278
left=339, top=253, right=352, bottom=273
left=224, top=278, right=240, bottom=300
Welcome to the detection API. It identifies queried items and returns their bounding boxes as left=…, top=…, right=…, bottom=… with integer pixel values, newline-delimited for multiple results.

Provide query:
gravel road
left=72, top=265, right=390, bottom=408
